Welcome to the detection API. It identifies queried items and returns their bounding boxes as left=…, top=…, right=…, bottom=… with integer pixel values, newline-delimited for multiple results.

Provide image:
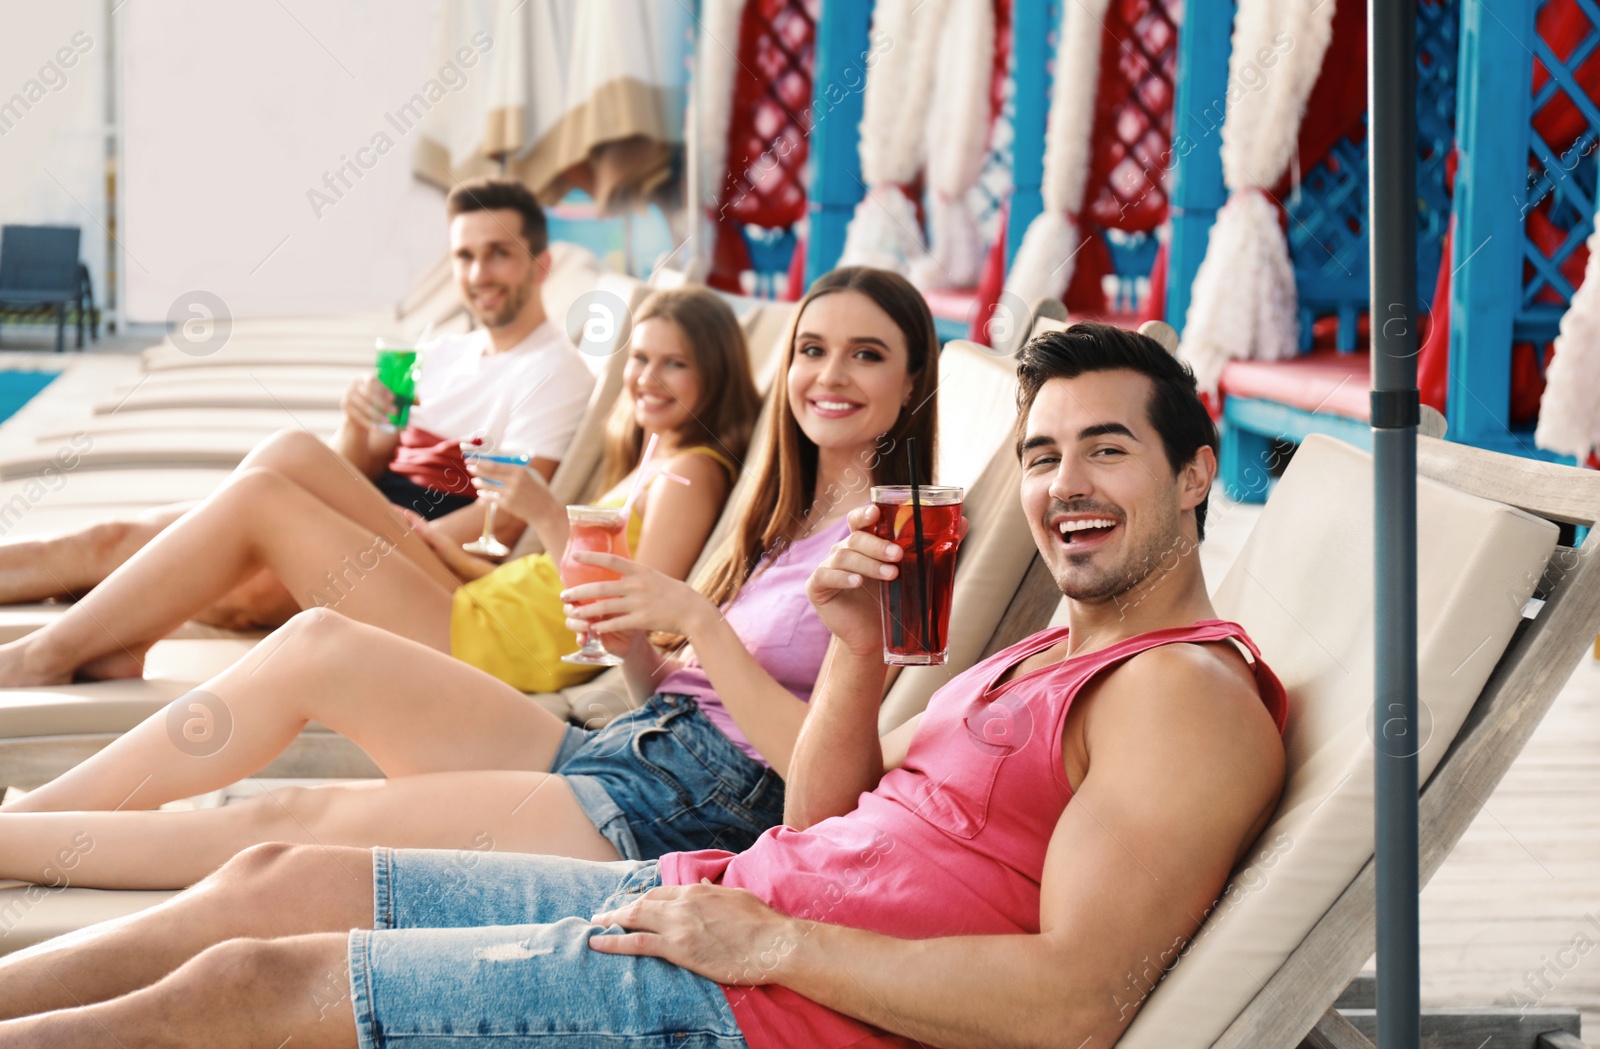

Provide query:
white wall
left=0, top=2, right=110, bottom=322
left=122, top=0, right=450, bottom=321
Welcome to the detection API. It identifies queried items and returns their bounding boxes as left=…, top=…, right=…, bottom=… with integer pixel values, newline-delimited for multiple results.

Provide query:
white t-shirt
left=408, top=322, right=594, bottom=459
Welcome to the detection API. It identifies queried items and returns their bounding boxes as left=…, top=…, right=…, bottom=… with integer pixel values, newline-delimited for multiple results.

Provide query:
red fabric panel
left=1082, top=0, right=1179, bottom=233
left=970, top=209, right=1009, bottom=346
left=1295, top=0, right=1368, bottom=183
left=1137, top=237, right=1168, bottom=325
left=1418, top=221, right=1453, bottom=413
left=1531, top=0, right=1600, bottom=149
left=785, top=234, right=807, bottom=300
left=1064, top=231, right=1112, bottom=315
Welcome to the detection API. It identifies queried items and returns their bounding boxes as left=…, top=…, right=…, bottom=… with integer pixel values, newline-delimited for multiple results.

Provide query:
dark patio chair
left=0, top=225, right=85, bottom=353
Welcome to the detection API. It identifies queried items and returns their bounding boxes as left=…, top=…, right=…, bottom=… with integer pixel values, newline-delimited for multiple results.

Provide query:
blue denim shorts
left=550, top=692, right=785, bottom=861
left=348, top=847, right=746, bottom=1048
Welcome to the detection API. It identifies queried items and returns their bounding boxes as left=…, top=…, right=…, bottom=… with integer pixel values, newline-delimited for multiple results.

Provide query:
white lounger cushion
left=33, top=409, right=346, bottom=440
left=1118, top=435, right=1558, bottom=1048
left=0, top=431, right=323, bottom=479
left=96, top=377, right=352, bottom=414
left=0, top=469, right=232, bottom=511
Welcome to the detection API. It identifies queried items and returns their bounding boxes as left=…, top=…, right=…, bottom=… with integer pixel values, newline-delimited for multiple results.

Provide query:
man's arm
left=333, top=373, right=401, bottom=477
left=782, top=503, right=922, bottom=829
left=594, top=644, right=1285, bottom=1049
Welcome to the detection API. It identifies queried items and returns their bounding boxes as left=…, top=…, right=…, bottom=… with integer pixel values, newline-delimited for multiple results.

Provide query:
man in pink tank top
left=0, top=324, right=1289, bottom=1049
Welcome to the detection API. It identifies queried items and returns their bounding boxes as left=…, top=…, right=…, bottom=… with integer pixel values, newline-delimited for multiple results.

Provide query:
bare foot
left=0, top=640, right=73, bottom=687
left=75, top=649, right=147, bottom=681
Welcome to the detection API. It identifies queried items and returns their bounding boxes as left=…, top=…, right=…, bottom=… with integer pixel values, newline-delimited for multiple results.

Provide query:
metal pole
left=1368, top=1, right=1420, bottom=1048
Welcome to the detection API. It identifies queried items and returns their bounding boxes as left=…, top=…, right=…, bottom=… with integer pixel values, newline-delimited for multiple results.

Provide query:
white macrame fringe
left=693, top=0, right=745, bottom=209
left=1005, top=210, right=1082, bottom=307
left=840, top=185, right=927, bottom=272
left=844, top=0, right=949, bottom=273
left=913, top=193, right=986, bottom=288
left=911, top=0, right=994, bottom=288
left=1180, top=192, right=1299, bottom=393
left=1537, top=219, right=1600, bottom=460
left=1000, top=0, right=1107, bottom=304
left=1179, top=0, right=1337, bottom=389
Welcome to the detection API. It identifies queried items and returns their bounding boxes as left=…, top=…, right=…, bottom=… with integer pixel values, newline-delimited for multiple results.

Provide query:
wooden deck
left=1420, top=651, right=1600, bottom=1034
left=1202, top=493, right=1600, bottom=1040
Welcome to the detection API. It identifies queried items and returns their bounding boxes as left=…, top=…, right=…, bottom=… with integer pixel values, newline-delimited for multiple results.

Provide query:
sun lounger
left=0, top=469, right=233, bottom=510
left=93, top=377, right=353, bottom=415
left=31, top=409, right=346, bottom=441
left=1109, top=433, right=1600, bottom=1049
left=0, top=430, right=336, bottom=480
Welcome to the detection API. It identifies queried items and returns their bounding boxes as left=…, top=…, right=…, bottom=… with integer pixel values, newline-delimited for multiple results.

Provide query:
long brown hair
left=694, top=267, right=939, bottom=610
left=599, top=287, right=762, bottom=489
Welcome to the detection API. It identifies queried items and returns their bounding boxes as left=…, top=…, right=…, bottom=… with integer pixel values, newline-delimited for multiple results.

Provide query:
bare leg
left=4, top=611, right=575, bottom=814
left=0, top=841, right=370, bottom=1028
left=238, top=428, right=481, bottom=573
left=0, top=770, right=617, bottom=888
left=0, top=506, right=187, bottom=604
left=0, top=932, right=359, bottom=1048
left=0, top=470, right=461, bottom=685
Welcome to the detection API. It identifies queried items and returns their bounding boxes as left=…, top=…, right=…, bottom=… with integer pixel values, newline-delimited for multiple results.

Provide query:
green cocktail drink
left=375, top=341, right=420, bottom=430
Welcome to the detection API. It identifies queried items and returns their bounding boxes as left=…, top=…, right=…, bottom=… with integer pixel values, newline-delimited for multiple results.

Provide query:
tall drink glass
left=374, top=339, right=420, bottom=431
left=870, top=485, right=963, bottom=666
left=560, top=504, right=632, bottom=666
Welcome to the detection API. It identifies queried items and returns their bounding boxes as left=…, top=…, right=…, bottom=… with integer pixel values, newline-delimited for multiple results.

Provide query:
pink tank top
left=661, top=619, right=1288, bottom=1049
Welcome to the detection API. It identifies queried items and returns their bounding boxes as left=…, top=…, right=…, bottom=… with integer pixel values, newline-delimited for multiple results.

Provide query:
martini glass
left=459, top=442, right=533, bottom=559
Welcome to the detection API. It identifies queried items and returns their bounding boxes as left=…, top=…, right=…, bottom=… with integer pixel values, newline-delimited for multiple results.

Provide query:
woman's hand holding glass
left=806, top=503, right=968, bottom=659
left=467, top=456, right=558, bottom=528
left=561, top=555, right=720, bottom=656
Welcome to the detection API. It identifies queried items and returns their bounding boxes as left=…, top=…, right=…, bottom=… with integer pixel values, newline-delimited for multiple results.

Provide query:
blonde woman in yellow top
left=0, top=288, right=762, bottom=690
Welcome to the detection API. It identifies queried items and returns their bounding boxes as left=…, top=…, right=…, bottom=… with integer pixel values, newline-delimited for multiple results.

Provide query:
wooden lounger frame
left=1216, top=438, right=1600, bottom=1049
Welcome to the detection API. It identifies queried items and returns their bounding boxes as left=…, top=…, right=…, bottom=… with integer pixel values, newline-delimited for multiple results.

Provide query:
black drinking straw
left=906, top=439, right=931, bottom=650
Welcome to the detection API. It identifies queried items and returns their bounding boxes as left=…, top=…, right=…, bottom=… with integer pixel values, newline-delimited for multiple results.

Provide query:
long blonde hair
left=599, top=288, right=762, bottom=490
left=693, top=267, right=940, bottom=611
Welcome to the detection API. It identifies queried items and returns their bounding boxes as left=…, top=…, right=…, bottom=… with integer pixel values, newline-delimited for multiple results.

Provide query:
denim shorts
left=549, top=692, right=785, bottom=861
left=348, top=847, right=747, bottom=1048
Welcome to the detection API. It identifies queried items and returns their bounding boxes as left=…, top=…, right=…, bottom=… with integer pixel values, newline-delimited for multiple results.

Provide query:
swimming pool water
left=0, top=371, right=59, bottom=424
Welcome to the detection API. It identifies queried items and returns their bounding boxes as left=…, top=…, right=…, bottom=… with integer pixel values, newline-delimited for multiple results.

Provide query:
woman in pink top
left=0, top=267, right=941, bottom=887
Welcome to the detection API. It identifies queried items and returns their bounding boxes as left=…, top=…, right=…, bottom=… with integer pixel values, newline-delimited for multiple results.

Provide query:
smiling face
left=1018, top=370, right=1213, bottom=603
left=625, top=317, right=702, bottom=437
left=450, top=208, right=543, bottom=330
left=786, top=289, right=916, bottom=456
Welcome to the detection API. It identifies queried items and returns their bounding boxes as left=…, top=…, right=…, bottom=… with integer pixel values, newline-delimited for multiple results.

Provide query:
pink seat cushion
left=1220, top=351, right=1372, bottom=421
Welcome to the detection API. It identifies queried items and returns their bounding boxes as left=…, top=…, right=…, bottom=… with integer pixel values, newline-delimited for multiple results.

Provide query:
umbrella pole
left=1369, top=1, right=1421, bottom=1048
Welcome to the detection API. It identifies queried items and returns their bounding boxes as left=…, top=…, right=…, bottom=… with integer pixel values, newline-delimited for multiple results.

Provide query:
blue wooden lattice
left=1286, top=0, right=1460, bottom=353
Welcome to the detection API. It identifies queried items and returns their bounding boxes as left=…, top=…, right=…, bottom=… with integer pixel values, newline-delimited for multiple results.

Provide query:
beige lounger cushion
left=95, top=385, right=350, bottom=415
left=0, top=431, right=330, bottom=479
left=34, top=409, right=346, bottom=441
left=0, top=469, right=232, bottom=510
left=1117, top=435, right=1559, bottom=1048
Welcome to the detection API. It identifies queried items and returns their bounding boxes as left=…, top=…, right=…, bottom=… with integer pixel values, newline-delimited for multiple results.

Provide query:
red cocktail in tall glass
left=870, top=485, right=963, bottom=665
left=559, top=504, right=632, bottom=666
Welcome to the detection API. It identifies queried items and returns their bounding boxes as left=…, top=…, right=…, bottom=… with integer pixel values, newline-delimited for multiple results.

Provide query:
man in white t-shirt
left=337, top=179, right=596, bottom=537
left=0, top=181, right=597, bottom=630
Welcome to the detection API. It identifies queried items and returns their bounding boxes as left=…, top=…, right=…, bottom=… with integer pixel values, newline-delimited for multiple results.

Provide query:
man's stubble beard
left=471, top=278, right=534, bottom=330
left=1053, top=493, right=1185, bottom=605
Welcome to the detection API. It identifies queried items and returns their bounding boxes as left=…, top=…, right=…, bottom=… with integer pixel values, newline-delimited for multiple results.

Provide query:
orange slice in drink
left=892, top=504, right=915, bottom=539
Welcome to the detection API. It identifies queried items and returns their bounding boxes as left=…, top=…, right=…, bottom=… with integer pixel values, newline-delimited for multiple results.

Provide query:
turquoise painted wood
left=1165, top=0, right=1230, bottom=335
left=1450, top=0, right=1580, bottom=463
left=1006, top=0, right=1054, bottom=267
left=1220, top=396, right=1374, bottom=504
left=804, top=0, right=875, bottom=287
